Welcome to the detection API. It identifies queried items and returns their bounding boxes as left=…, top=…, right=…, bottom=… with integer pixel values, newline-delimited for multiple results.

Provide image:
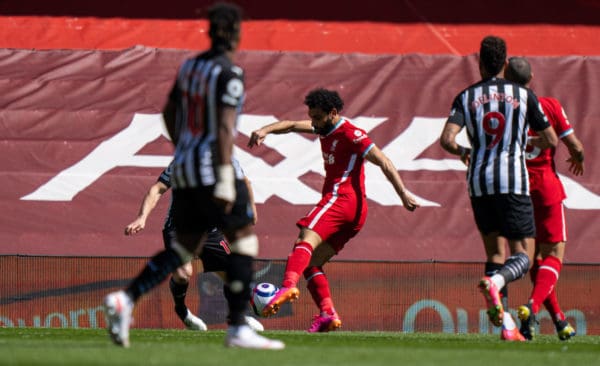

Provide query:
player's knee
left=174, top=262, right=193, bottom=282
left=229, top=234, right=259, bottom=256
left=172, top=270, right=189, bottom=284
left=171, top=239, right=194, bottom=264
left=229, top=280, right=245, bottom=294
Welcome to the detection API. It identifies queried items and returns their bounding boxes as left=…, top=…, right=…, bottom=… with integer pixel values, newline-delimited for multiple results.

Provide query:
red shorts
left=534, top=201, right=567, bottom=243
left=296, top=193, right=367, bottom=253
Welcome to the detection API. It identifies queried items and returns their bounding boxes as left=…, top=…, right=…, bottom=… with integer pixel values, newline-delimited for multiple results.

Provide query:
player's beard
left=314, top=118, right=335, bottom=136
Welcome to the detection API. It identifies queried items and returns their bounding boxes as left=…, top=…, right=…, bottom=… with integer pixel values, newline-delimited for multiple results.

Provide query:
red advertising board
left=1, top=257, right=597, bottom=335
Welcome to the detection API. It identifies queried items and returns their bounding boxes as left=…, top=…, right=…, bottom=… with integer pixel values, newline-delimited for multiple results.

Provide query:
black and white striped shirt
left=158, top=158, right=243, bottom=231
left=447, top=77, right=550, bottom=197
left=167, top=49, right=245, bottom=189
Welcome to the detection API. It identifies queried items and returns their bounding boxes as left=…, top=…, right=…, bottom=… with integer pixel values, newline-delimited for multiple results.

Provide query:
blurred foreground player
left=124, top=160, right=264, bottom=332
left=104, top=3, right=282, bottom=349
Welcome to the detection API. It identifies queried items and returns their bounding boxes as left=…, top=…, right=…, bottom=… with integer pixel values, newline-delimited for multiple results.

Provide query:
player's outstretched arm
left=124, top=181, right=169, bottom=236
left=562, top=133, right=585, bottom=176
left=440, top=122, right=470, bottom=166
left=365, top=145, right=419, bottom=212
left=247, top=120, right=313, bottom=148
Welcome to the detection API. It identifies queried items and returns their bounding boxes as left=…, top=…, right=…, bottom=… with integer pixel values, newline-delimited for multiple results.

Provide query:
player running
left=439, top=35, right=557, bottom=338
left=505, top=56, right=583, bottom=340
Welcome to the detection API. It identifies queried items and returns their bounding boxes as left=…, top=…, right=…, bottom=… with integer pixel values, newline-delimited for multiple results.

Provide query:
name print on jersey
left=470, top=91, right=520, bottom=110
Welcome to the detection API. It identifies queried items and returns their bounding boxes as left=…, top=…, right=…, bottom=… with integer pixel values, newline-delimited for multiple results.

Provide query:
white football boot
left=244, top=315, right=265, bottom=332
left=183, top=309, right=208, bottom=331
left=225, top=325, right=284, bottom=350
left=103, top=291, right=134, bottom=348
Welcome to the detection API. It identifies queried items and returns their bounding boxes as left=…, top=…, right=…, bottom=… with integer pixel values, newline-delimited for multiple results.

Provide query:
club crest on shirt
left=330, top=140, right=338, bottom=151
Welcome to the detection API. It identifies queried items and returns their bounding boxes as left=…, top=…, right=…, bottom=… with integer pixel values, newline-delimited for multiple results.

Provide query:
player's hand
left=124, top=218, right=145, bottom=235
left=213, top=195, right=234, bottom=214
left=213, top=165, right=236, bottom=213
left=567, top=157, right=584, bottom=176
left=460, top=151, right=471, bottom=167
left=458, top=146, right=470, bottom=167
left=400, top=191, right=420, bottom=212
left=248, top=129, right=267, bottom=148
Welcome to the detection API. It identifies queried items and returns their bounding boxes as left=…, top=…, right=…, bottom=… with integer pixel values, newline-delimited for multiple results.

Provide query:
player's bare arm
left=562, top=133, right=585, bottom=176
left=125, top=181, right=169, bottom=236
left=244, top=176, right=258, bottom=225
left=529, top=126, right=558, bottom=149
left=248, top=120, right=313, bottom=147
left=440, top=122, right=471, bottom=166
left=365, top=145, right=419, bottom=211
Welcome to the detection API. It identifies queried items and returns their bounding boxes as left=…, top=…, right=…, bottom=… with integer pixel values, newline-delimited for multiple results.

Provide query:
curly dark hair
left=208, top=2, right=242, bottom=51
left=505, top=56, right=532, bottom=86
left=479, top=35, right=507, bottom=76
left=303, top=88, right=344, bottom=113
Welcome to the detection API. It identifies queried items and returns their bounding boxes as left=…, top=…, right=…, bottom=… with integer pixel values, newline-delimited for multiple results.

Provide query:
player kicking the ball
left=248, top=88, right=419, bottom=332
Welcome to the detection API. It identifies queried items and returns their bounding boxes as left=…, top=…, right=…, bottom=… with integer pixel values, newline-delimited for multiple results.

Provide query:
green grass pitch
left=1, top=328, right=599, bottom=366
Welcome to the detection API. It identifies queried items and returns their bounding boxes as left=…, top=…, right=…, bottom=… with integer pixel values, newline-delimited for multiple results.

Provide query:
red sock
left=529, top=255, right=562, bottom=314
left=304, top=266, right=335, bottom=315
left=281, top=242, right=313, bottom=288
left=544, top=288, right=566, bottom=322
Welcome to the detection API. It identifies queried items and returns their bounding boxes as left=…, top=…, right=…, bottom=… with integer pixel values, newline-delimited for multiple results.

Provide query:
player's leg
left=104, top=217, right=199, bottom=347
left=527, top=242, right=563, bottom=314
left=478, top=232, right=508, bottom=327
left=202, top=234, right=264, bottom=332
left=483, top=247, right=524, bottom=341
left=222, top=224, right=283, bottom=349
left=520, top=202, right=574, bottom=339
left=532, top=241, right=575, bottom=340
left=482, top=236, right=508, bottom=309
left=160, top=229, right=208, bottom=330
left=169, top=261, right=208, bottom=331
left=304, top=243, right=341, bottom=332
left=221, top=180, right=283, bottom=349
left=474, top=195, right=534, bottom=328
left=261, top=228, right=320, bottom=317
left=471, top=196, right=505, bottom=326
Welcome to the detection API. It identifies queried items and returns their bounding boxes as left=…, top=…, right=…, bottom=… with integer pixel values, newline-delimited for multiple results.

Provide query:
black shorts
left=163, top=228, right=231, bottom=273
left=171, top=179, right=254, bottom=236
left=470, top=193, right=536, bottom=240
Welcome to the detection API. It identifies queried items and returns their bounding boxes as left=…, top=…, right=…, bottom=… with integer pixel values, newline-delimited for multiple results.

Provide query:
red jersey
left=526, top=97, right=573, bottom=206
left=296, top=118, right=374, bottom=251
left=319, top=118, right=374, bottom=197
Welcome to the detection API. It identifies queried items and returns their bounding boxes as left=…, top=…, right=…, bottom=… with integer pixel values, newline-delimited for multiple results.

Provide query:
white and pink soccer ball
left=250, top=282, right=278, bottom=317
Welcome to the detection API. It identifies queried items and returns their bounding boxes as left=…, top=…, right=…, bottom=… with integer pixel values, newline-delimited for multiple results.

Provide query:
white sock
left=490, top=274, right=506, bottom=291
left=503, top=313, right=516, bottom=330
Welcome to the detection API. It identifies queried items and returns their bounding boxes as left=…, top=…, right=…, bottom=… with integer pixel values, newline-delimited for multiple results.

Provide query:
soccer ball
left=250, top=282, right=278, bottom=317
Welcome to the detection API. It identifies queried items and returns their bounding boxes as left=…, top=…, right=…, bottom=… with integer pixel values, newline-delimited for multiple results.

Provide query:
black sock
left=485, top=262, right=508, bottom=308
left=498, top=252, right=530, bottom=284
left=126, top=249, right=183, bottom=302
left=170, top=277, right=190, bottom=320
left=225, top=253, right=253, bottom=326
